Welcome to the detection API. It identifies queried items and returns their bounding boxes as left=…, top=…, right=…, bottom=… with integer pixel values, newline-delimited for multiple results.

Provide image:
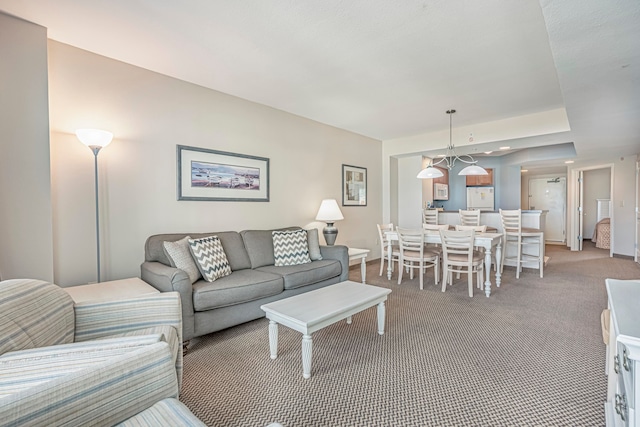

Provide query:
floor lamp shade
left=315, top=199, right=344, bottom=246
left=76, top=129, right=113, bottom=283
left=76, top=129, right=113, bottom=150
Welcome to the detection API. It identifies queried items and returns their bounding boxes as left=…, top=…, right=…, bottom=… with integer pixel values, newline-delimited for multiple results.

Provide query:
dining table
left=385, top=229, right=503, bottom=297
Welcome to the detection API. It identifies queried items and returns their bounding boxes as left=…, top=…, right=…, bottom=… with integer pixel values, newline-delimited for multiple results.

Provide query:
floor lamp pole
left=75, top=128, right=113, bottom=284
left=91, top=146, right=102, bottom=283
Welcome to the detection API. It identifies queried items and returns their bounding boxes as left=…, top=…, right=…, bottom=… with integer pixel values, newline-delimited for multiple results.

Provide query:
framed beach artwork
left=177, top=145, right=269, bottom=202
left=342, top=164, right=367, bottom=206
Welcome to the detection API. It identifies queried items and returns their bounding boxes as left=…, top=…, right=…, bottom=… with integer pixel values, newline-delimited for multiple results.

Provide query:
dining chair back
left=377, top=223, right=400, bottom=277
left=396, top=227, right=440, bottom=290
left=499, top=209, right=544, bottom=279
left=439, top=229, right=485, bottom=297
left=422, top=209, right=439, bottom=225
left=459, top=209, right=481, bottom=227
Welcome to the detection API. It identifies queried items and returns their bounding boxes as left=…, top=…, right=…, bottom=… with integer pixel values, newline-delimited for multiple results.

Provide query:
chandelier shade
left=417, top=109, right=488, bottom=178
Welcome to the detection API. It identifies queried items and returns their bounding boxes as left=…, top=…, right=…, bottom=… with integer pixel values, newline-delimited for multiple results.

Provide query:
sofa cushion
left=145, top=231, right=251, bottom=271
left=163, top=236, right=201, bottom=283
left=241, top=227, right=298, bottom=268
left=0, top=341, right=177, bottom=426
left=192, top=269, right=284, bottom=311
left=257, top=259, right=341, bottom=290
left=189, top=236, right=232, bottom=282
left=273, top=229, right=312, bottom=266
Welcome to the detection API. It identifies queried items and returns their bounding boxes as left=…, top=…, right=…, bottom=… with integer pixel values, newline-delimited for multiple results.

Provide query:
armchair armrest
left=74, top=292, right=183, bottom=388
left=141, top=261, right=196, bottom=340
left=320, top=245, right=349, bottom=281
left=0, top=341, right=178, bottom=426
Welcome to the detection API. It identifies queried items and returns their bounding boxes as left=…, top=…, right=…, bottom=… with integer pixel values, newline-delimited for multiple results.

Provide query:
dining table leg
left=483, top=244, right=493, bottom=298
left=494, top=239, right=502, bottom=288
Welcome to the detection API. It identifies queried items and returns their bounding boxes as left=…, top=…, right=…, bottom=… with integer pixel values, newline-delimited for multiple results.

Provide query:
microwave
left=434, top=183, right=449, bottom=200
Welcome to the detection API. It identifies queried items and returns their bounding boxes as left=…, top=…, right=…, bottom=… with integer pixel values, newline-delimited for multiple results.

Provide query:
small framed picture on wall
left=342, top=164, right=367, bottom=206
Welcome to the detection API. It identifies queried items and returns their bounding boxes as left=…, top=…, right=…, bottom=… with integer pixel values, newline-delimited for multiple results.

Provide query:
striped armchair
left=0, top=279, right=205, bottom=427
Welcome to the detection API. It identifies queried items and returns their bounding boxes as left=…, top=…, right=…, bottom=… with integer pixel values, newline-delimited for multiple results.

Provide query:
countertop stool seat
left=499, top=209, right=544, bottom=279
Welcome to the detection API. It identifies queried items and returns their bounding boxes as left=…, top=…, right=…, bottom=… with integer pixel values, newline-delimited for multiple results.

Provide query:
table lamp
left=315, top=199, right=344, bottom=245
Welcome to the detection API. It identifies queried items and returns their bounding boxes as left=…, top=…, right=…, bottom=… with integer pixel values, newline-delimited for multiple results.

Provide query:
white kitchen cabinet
left=606, top=279, right=640, bottom=426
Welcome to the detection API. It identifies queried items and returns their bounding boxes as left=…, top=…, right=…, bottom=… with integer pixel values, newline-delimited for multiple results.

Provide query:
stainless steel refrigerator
left=466, top=187, right=494, bottom=211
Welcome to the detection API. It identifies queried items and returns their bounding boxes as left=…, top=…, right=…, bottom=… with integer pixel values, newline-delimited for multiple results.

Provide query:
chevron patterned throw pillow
left=188, top=236, right=232, bottom=282
left=273, top=229, right=312, bottom=266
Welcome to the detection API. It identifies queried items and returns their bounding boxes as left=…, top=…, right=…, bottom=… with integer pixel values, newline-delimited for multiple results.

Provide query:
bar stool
left=499, top=209, right=544, bottom=279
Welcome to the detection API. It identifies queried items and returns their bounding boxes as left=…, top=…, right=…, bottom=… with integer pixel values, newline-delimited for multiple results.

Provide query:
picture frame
left=177, top=145, right=269, bottom=202
left=342, top=164, right=367, bottom=206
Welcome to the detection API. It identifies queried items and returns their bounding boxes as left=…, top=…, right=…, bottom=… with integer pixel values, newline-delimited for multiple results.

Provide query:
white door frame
left=634, top=157, right=640, bottom=264
left=568, top=163, right=614, bottom=256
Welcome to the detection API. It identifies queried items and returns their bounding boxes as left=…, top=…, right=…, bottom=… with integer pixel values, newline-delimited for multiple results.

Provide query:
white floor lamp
left=76, top=129, right=113, bottom=283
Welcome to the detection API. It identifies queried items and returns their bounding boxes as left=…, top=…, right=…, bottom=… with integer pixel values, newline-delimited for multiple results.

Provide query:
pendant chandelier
left=417, top=109, right=488, bottom=178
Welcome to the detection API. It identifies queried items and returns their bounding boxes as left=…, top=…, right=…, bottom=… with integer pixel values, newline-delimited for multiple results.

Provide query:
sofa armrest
left=141, top=261, right=196, bottom=340
left=319, top=245, right=349, bottom=281
left=0, top=341, right=178, bottom=426
left=74, top=292, right=183, bottom=388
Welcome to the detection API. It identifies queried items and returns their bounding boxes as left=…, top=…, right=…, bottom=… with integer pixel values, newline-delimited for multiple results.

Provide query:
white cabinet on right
left=606, top=279, right=640, bottom=426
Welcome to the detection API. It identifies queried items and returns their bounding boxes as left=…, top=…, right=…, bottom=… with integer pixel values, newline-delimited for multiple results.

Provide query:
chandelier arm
left=431, top=157, right=447, bottom=168
left=455, top=155, right=478, bottom=165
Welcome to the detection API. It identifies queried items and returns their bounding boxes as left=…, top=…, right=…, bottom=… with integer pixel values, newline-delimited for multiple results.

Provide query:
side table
left=348, top=247, right=370, bottom=283
left=64, top=277, right=159, bottom=303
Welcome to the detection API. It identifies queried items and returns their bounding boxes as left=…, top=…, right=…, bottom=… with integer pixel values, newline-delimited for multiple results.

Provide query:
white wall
left=47, top=41, right=382, bottom=286
left=396, top=156, right=423, bottom=228
left=0, top=13, right=53, bottom=281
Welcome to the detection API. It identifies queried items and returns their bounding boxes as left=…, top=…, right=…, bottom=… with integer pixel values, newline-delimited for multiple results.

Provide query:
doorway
left=569, top=164, right=614, bottom=256
left=528, top=177, right=566, bottom=243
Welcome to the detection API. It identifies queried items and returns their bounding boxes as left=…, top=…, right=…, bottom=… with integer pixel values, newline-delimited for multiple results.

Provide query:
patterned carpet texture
left=180, top=242, right=640, bottom=426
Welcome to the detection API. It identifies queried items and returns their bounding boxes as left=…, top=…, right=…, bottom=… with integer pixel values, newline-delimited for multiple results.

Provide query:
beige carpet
left=180, top=242, right=640, bottom=426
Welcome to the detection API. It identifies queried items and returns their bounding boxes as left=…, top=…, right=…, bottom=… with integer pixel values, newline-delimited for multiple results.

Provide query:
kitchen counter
left=438, top=210, right=548, bottom=270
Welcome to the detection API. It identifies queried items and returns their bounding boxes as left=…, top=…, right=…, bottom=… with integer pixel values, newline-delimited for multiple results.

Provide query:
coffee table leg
left=269, top=320, right=278, bottom=360
left=377, top=301, right=386, bottom=335
left=302, top=334, right=313, bottom=379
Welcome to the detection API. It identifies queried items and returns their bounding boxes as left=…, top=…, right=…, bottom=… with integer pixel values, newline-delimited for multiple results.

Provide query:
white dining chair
left=459, top=209, right=481, bottom=226
left=455, top=224, right=489, bottom=283
left=439, top=229, right=485, bottom=297
left=396, top=227, right=440, bottom=290
left=422, top=209, right=438, bottom=225
left=377, top=223, right=400, bottom=277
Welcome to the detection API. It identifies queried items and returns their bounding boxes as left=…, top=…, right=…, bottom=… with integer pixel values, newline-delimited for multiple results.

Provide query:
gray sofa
left=141, top=227, right=349, bottom=341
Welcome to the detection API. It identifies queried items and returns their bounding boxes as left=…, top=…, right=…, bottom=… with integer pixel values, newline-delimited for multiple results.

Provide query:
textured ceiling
left=1, top=0, right=638, bottom=161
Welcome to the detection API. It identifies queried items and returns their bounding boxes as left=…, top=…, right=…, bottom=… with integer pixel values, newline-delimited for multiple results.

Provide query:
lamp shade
left=458, top=164, right=488, bottom=176
left=315, top=199, right=344, bottom=222
left=417, top=166, right=444, bottom=179
left=75, top=129, right=113, bottom=148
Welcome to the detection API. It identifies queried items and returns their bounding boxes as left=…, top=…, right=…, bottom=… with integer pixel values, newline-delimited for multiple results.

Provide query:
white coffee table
left=260, top=280, right=391, bottom=379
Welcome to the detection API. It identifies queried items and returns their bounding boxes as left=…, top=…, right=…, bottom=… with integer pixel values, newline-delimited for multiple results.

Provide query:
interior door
left=528, top=177, right=566, bottom=242
left=578, top=171, right=584, bottom=251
